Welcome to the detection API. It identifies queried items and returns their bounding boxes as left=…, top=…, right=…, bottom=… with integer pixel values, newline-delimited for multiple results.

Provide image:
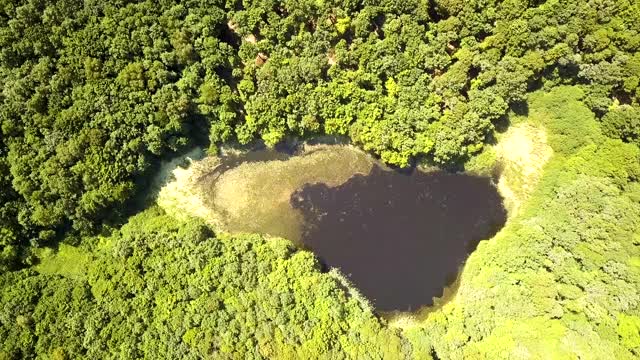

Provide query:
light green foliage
left=462, top=147, right=497, bottom=177
left=0, top=269, right=94, bottom=359
left=463, top=318, right=569, bottom=359
left=601, top=105, right=640, bottom=147
left=34, top=244, right=91, bottom=280
left=526, top=87, right=604, bottom=155
left=1, top=208, right=406, bottom=359
left=617, top=314, right=640, bottom=350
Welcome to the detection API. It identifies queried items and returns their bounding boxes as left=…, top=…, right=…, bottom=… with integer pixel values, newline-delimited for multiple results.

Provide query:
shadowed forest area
left=1, top=0, right=639, bottom=359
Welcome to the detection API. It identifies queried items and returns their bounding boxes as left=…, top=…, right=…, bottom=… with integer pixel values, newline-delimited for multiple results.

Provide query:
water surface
left=291, top=166, right=506, bottom=312
left=199, top=145, right=374, bottom=241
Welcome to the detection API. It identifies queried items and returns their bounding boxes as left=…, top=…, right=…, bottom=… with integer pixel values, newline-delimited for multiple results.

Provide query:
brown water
left=291, top=166, right=506, bottom=312
left=199, top=145, right=374, bottom=242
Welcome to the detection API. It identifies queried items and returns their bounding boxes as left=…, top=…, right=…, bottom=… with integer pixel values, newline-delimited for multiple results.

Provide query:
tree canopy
left=2, top=0, right=640, bottom=263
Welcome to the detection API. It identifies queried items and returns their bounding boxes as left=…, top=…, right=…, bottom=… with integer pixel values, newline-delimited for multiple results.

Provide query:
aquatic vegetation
left=160, top=144, right=373, bottom=241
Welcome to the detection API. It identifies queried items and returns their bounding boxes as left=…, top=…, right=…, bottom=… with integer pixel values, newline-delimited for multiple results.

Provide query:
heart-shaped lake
left=291, top=165, right=506, bottom=312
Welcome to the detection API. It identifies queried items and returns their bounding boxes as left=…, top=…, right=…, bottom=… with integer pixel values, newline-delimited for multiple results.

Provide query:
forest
left=1, top=0, right=639, bottom=359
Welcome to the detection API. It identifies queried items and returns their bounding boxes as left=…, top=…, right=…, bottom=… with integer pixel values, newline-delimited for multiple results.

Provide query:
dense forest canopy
left=1, top=0, right=639, bottom=258
left=0, top=0, right=639, bottom=358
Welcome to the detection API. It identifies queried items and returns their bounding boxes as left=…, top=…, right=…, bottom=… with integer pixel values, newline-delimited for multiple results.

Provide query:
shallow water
left=291, top=166, right=506, bottom=312
left=200, top=145, right=374, bottom=242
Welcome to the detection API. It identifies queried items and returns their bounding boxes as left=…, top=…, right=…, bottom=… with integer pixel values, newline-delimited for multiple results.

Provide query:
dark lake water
left=291, top=166, right=507, bottom=312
